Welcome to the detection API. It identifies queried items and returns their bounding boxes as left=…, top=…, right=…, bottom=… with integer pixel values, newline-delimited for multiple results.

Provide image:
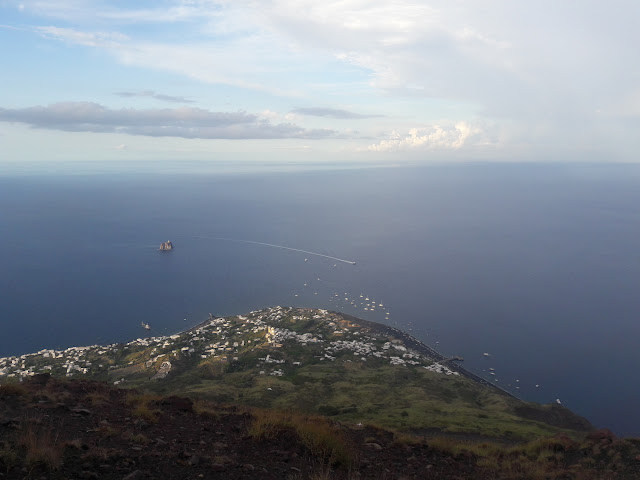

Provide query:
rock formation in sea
left=159, top=240, right=173, bottom=251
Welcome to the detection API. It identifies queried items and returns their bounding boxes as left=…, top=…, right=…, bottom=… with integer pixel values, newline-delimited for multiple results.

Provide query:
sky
left=1, top=1, right=639, bottom=170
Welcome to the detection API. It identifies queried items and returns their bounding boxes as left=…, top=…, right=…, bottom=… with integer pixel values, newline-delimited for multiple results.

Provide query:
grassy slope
left=120, top=326, right=582, bottom=441
left=5, top=307, right=591, bottom=442
left=157, top=365, right=570, bottom=440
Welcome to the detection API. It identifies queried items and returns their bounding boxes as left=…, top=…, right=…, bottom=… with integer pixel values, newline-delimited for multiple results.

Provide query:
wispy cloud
left=11, top=1, right=213, bottom=24
left=292, top=107, right=382, bottom=119
left=116, top=90, right=194, bottom=104
left=33, top=24, right=310, bottom=98
left=35, top=25, right=128, bottom=47
left=0, top=102, right=336, bottom=140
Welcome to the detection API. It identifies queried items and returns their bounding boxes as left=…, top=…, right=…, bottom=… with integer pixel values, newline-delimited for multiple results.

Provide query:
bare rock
left=70, top=407, right=92, bottom=415
left=159, top=241, right=173, bottom=251
left=586, top=429, right=616, bottom=445
left=160, top=396, right=193, bottom=413
left=122, top=470, right=144, bottom=480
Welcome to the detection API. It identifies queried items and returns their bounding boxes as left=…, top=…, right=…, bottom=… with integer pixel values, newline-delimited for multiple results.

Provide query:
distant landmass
left=158, top=240, right=173, bottom=251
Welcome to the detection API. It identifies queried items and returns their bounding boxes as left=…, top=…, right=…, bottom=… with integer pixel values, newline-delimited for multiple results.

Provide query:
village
left=0, top=306, right=460, bottom=384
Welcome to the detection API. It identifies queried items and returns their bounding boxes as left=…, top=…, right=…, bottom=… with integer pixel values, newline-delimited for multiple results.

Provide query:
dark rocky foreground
left=1, top=376, right=640, bottom=480
left=0, top=377, right=473, bottom=479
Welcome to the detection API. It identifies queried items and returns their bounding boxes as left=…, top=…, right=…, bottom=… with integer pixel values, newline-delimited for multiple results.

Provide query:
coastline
left=338, top=312, right=520, bottom=400
left=185, top=307, right=519, bottom=400
left=1, top=306, right=516, bottom=401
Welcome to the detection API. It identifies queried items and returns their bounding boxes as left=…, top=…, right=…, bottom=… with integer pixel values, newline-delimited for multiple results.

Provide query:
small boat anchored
left=141, top=322, right=151, bottom=330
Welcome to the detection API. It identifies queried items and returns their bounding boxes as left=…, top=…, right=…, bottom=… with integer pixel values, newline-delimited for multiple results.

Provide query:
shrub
left=193, top=399, right=219, bottom=419
left=19, top=422, right=63, bottom=470
left=0, top=383, right=27, bottom=397
left=0, top=444, right=19, bottom=472
left=124, top=432, right=150, bottom=445
left=127, top=393, right=161, bottom=423
left=85, top=391, right=110, bottom=407
left=249, top=409, right=355, bottom=468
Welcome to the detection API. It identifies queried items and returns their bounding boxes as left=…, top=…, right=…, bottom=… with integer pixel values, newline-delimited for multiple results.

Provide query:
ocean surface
left=1, top=163, right=640, bottom=435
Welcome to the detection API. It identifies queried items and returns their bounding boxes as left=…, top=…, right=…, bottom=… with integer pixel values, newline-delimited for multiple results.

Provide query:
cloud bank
left=367, top=122, right=484, bottom=152
left=0, top=102, right=336, bottom=140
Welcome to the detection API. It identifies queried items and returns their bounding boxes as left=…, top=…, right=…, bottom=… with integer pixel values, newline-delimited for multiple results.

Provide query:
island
left=158, top=240, right=173, bottom=251
left=2, top=306, right=638, bottom=480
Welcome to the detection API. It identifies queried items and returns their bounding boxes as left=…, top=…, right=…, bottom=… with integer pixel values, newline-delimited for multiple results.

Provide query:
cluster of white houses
left=0, top=306, right=458, bottom=382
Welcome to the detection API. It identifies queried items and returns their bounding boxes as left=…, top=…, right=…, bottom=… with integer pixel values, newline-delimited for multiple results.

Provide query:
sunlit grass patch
left=193, top=398, right=219, bottom=419
left=126, top=392, right=162, bottom=423
left=19, top=421, right=64, bottom=470
left=249, top=409, right=355, bottom=468
left=85, top=391, right=110, bottom=407
left=124, top=431, right=150, bottom=445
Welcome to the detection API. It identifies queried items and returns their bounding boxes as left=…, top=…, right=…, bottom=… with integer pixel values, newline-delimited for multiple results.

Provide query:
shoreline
left=338, top=311, right=520, bottom=400
left=1, top=306, right=517, bottom=402
left=185, top=307, right=520, bottom=400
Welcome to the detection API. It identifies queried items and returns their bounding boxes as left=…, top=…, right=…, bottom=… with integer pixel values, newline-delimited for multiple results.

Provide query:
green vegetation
left=425, top=432, right=640, bottom=480
left=126, top=392, right=162, bottom=423
left=0, top=376, right=636, bottom=479
left=249, top=409, right=355, bottom=469
left=0, top=307, right=592, bottom=442
left=18, top=420, right=64, bottom=470
left=157, top=361, right=567, bottom=439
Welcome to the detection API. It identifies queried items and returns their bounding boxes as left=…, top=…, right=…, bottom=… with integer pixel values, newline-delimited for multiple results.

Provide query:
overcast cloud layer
left=1, top=1, right=639, bottom=163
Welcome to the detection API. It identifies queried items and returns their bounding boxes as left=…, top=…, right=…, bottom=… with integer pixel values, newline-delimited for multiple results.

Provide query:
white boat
left=141, top=322, right=151, bottom=330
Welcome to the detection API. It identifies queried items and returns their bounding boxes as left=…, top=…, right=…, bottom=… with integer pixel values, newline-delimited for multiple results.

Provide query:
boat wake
left=193, top=236, right=357, bottom=265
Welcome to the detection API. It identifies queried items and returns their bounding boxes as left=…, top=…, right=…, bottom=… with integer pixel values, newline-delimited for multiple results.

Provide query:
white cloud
left=367, top=122, right=483, bottom=152
left=29, top=2, right=640, bottom=122
left=34, top=24, right=310, bottom=97
left=35, top=25, right=128, bottom=47
left=7, top=1, right=640, bottom=158
left=11, top=0, right=214, bottom=24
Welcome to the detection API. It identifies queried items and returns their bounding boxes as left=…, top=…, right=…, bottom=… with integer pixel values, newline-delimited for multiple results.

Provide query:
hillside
left=3, top=307, right=640, bottom=479
left=1, top=376, right=639, bottom=479
left=1, top=307, right=590, bottom=441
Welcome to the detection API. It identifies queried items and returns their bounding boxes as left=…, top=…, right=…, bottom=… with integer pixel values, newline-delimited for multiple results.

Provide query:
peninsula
left=3, top=307, right=639, bottom=479
left=0, top=306, right=590, bottom=437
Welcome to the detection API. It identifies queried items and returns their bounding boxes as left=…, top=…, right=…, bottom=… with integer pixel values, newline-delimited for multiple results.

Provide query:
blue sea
left=2, top=163, right=640, bottom=435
